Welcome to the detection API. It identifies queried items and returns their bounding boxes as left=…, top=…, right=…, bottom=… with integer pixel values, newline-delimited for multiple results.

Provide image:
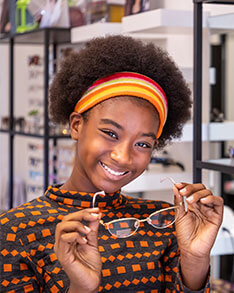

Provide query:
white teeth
left=101, top=162, right=126, bottom=176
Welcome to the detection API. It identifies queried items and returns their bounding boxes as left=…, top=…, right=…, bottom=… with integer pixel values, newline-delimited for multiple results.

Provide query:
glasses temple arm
left=160, top=177, right=188, bottom=212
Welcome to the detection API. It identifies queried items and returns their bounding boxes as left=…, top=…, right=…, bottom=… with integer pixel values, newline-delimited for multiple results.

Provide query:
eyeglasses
left=92, top=177, right=182, bottom=238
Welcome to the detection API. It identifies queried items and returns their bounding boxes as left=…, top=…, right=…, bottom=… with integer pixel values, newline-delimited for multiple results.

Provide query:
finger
left=174, top=182, right=187, bottom=189
left=200, top=195, right=224, bottom=214
left=60, top=231, right=87, bottom=245
left=86, top=218, right=100, bottom=247
left=56, top=221, right=92, bottom=239
left=186, top=189, right=212, bottom=204
left=55, top=212, right=102, bottom=244
left=54, top=232, right=85, bottom=268
left=62, top=208, right=100, bottom=222
left=178, top=183, right=206, bottom=197
left=55, top=231, right=89, bottom=259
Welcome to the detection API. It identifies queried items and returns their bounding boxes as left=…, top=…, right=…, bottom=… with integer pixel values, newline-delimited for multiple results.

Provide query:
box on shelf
left=124, top=0, right=164, bottom=16
left=69, top=0, right=125, bottom=28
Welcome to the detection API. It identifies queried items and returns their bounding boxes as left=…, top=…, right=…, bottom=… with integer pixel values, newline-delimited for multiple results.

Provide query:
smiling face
left=68, top=96, right=159, bottom=193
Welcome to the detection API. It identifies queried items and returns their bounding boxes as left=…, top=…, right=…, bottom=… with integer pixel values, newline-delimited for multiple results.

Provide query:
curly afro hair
left=49, top=35, right=191, bottom=149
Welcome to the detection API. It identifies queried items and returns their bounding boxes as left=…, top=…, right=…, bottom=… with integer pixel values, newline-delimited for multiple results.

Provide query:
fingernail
left=180, top=188, right=187, bottom=195
left=176, top=183, right=184, bottom=188
left=91, top=213, right=99, bottom=217
left=84, top=225, right=91, bottom=232
left=82, top=237, right=87, bottom=243
left=186, top=196, right=193, bottom=203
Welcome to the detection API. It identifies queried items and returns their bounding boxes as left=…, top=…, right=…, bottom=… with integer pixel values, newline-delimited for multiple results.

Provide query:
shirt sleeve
left=0, top=209, right=69, bottom=293
left=0, top=215, right=41, bottom=292
left=162, top=230, right=210, bottom=292
left=177, top=263, right=210, bottom=293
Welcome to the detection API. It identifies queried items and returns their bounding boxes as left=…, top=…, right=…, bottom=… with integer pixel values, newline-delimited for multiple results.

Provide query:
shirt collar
left=45, top=185, right=127, bottom=209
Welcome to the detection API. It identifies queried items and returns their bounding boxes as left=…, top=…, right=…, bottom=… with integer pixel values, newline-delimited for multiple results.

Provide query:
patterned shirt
left=0, top=186, right=210, bottom=293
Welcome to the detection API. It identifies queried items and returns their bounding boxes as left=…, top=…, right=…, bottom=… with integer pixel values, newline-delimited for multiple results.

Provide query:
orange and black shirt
left=0, top=185, right=210, bottom=293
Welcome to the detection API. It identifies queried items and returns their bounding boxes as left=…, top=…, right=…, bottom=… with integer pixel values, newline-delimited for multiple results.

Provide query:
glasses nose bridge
left=138, top=217, right=148, bottom=224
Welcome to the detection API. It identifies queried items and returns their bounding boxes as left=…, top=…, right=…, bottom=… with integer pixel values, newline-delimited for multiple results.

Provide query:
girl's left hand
left=173, top=182, right=224, bottom=259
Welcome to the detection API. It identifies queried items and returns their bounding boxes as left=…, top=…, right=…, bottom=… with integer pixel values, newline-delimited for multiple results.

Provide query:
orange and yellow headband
left=74, top=72, right=168, bottom=138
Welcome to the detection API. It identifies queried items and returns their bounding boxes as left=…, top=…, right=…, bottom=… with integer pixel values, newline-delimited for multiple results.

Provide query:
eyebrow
left=141, top=132, right=156, bottom=140
left=100, top=118, right=123, bottom=130
left=100, top=118, right=156, bottom=140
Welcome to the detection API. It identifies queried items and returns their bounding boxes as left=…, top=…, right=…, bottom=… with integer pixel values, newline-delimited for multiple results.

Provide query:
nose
left=110, top=142, right=133, bottom=166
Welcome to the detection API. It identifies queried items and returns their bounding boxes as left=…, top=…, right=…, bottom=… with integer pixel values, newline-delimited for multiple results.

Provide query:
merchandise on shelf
left=16, top=0, right=38, bottom=33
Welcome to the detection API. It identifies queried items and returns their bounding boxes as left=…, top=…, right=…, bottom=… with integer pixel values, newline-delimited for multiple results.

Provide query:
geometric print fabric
left=0, top=185, right=210, bottom=292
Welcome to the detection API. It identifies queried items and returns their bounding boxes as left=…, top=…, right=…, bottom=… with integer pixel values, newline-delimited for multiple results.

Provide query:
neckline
left=45, top=185, right=127, bottom=208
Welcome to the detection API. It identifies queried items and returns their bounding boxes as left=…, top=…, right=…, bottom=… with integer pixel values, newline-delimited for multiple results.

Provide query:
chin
left=97, top=183, right=123, bottom=194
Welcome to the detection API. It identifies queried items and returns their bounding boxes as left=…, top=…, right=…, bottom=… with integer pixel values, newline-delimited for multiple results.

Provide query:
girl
left=0, top=35, right=223, bottom=293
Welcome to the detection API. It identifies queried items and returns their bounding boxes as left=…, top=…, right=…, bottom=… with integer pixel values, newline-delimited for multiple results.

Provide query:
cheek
left=135, top=151, right=152, bottom=169
left=79, top=136, right=108, bottom=161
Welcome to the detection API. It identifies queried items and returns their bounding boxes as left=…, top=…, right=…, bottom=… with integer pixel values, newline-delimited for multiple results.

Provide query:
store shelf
left=208, top=13, right=234, bottom=34
left=71, top=22, right=122, bottom=43
left=207, top=121, right=234, bottom=140
left=122, top=171, right=192, bottom=193
left=107, top=0, right=125, bottom=4
left=122, top=9, right=208, bottom=35
left=0, top=33, right=10, bottom=43
left=0, top=129, right=9, bottom=133
left=1, top=28, right=71, bottom=45
left=49, top=134, right=71, bottom=139
left=1, top=27, right=72, bottom=208
left=0, top=129, right=71, bottom=139
left=196, top=159, right=234, bottom=174
left=175, top=121, right=234, bottom=142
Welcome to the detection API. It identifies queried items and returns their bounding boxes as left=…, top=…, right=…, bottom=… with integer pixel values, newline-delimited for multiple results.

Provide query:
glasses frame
left=92, top=176, right=183, bottom=238
left=99, top=205, right=180, bottom=238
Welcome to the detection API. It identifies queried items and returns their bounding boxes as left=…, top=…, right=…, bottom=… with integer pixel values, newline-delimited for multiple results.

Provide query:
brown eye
left=101, top=129, right=118, bottom=139
left=136, top=142, right=151, bottom=148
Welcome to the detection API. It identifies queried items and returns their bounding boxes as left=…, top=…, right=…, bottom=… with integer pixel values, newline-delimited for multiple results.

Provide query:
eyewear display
left=28, top=85, right=43, bottom=92
left=27, top=185, right=43, bottom=194
left=29, top=157, right=42, bottom=167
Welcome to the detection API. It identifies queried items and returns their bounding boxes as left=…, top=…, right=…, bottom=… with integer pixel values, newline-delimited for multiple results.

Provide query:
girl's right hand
left=54, top=208, right=102, bottom=293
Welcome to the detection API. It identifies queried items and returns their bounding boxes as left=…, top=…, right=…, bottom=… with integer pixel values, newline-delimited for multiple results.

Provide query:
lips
left=100, top=161, right=128, bottom=177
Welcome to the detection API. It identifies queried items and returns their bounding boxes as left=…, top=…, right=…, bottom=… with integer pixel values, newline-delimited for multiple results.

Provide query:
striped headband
left=74, top=72, right=168, bottom=138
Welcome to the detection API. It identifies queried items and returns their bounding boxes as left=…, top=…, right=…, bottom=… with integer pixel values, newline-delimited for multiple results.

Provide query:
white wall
left=163, top=0, right=234, bottom=15
left=226, top=34, right=234, bottom=121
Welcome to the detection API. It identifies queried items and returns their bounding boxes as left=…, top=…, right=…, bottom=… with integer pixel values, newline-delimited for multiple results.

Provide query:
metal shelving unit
left=0, top=28, right=70, bottom=209
left=193, top=0, right=234, bottom=183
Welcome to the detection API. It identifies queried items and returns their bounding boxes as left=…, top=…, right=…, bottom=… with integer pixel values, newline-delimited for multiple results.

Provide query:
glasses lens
left=149, top=207, right=178, bottom=229
left=107, top=218, right=139, bottom=238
